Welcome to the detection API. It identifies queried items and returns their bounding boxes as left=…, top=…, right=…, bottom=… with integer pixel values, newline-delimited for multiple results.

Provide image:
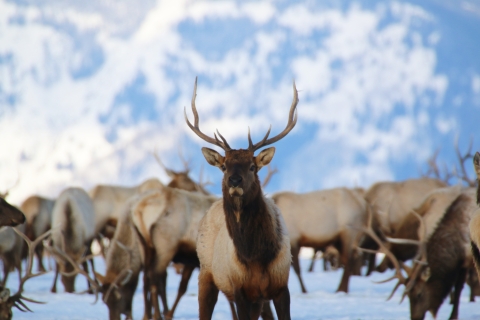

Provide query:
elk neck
left=222, top=177, right=283, bottom=268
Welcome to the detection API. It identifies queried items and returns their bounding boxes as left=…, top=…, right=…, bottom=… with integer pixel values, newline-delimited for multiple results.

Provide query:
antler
left=454, top=137, right=476, bottom=187
left=356, top=205, right=408, bottom=301
left=184, top=77, right=232, bottom=151
left=262, top=165, right=278, bottom=188
left=422, top=149, right=455, bottom=184
left=9, top=228, right=53, bottom=312
left=177, top=148, right=191, bottom=173
left=153, top=149, right=176, bottom=177
left=248, top=81, right=298, bottom=152
left=44, top=241, right=100, bottom=303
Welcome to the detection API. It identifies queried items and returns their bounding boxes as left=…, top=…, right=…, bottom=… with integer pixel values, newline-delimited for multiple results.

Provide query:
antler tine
left=185, top=77, right=231, bottom=151
left=356, top=205, right=407, bottom=300
left=402, top=209, right=429, bottom=293
left=249, top=81, right=298, bottom=152
left=9, top=228, right=54, bottom=309
left=45, top=242, right=99, bottom=303
left=103, top=240, right=134, bottom=303
left=454, top=136, right=476, bottom=187
left=177, top=148, right=192, bottom=173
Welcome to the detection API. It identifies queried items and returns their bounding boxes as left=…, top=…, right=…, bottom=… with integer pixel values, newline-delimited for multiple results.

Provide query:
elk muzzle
left=228, top=174, right=244, bottom=196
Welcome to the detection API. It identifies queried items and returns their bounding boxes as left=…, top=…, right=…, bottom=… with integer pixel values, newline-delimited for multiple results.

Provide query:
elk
left=0, top=228, right=52, bottom=320
left=0, top=198, right=25, bottom=228
left=368, top=188, right=477, bottom=320
left=95, top=195, right=145, bottom=320
left=131, top=186, right=219, bottom=320
left=272, top=187, right=368, bottom=293
left=20, top=196, right=55, bottom=272
left=49, top=187, right=97, bottom=293
left=186, top=78, right=296, bottom=320
left=375, top=185, right=463, bottom=272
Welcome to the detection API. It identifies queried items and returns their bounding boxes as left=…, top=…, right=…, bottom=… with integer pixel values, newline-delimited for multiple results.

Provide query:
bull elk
left=376, top=185, right=463, bottom=272
left=272, top=187, right=368, bottom=293
left=186, top=78, right=296, bottom=320
left=368, top=188, right=477, bottom=320
left=20, top=196, right=55, bottom=272
left=49, top=187, right=97, bottom=293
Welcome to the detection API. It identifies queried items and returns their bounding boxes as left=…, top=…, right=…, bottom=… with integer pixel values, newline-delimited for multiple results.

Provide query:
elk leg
left=51, top=262, right=59, bottom=293
left=228, top=301, right=239, bottom=320
left=234, top=288, right=257, bottom=320
left=308, top=249, right=317, bottom=272
left=143, top=270, right=152, bottom=320
left=149, top=279, right=163, bottom=320
left=449, top=267, right=467, bottom=320
left=35, top=242, right=46, bottom=272
left=165, top=263, right=195, bottom=320
left=260, top=301, right=274, bottom=320
left=198, top=270, right=219, bottom=320
left=365, top=252, right=376, bottom=276
left=1, top=261, right=9, bottom=286
left=157, top=270, right=169, bottom=314
left=336, top=236, right=352, bottom=293
left=291, top=244, right=307, bottom=293
left=272, top=286, right=291, bottom=320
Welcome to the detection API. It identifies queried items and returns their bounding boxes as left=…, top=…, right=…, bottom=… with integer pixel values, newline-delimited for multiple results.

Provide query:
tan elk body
left=50, top=187, right=96, bottom=293
left=131, top=186, right=218, bottom=319
left=365, top=178, right=446, bottom=236
left=20, top=196, right=55, bottom=271
left=186, top=78, right=296, bottom=319
left=272, top=187, right=368, bottom=293
left=89, top=178, right=163, bottom=237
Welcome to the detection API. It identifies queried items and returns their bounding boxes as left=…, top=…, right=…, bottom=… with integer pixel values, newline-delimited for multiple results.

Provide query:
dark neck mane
left=222, top=179, right=282, bottom=267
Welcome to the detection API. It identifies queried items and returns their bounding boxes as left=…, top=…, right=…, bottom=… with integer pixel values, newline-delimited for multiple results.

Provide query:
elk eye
left=250, top=165, right=256, bottom=171
left=221, top=165, right=226, bottom=171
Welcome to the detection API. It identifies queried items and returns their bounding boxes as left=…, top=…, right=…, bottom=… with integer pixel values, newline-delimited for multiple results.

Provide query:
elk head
left=0, top=198, right=25, bottom=227
left=94, top=241, right=134, bottom=320
left=185, top=77, right=298, bottom=206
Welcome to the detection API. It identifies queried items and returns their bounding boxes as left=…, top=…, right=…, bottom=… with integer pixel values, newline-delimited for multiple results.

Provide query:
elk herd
left=0, top=78, right=479, bottom=320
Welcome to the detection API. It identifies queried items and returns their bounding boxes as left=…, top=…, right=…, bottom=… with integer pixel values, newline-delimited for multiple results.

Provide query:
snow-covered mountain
left=1, top=0, right=479, bottom=203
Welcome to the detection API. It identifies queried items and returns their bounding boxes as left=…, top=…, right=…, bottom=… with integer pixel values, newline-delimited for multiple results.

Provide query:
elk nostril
left=229, top=176, right=242, bottom=187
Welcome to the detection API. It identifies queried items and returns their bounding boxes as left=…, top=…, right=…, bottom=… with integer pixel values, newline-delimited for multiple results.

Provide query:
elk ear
left=474, top=152, right=480, bottom=179
left=255, top=147, right=275, bottom=170
left=95, top=272, right=106, bottom=285
left=201, top=148, right=225, bottom=169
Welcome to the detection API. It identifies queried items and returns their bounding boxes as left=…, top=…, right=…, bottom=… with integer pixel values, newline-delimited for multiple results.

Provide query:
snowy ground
left=8, top=254, right=480, bottom=320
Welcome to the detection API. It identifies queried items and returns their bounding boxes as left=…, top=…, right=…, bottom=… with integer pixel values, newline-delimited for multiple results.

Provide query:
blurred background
left=1, top=0, right=479, bottom=203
